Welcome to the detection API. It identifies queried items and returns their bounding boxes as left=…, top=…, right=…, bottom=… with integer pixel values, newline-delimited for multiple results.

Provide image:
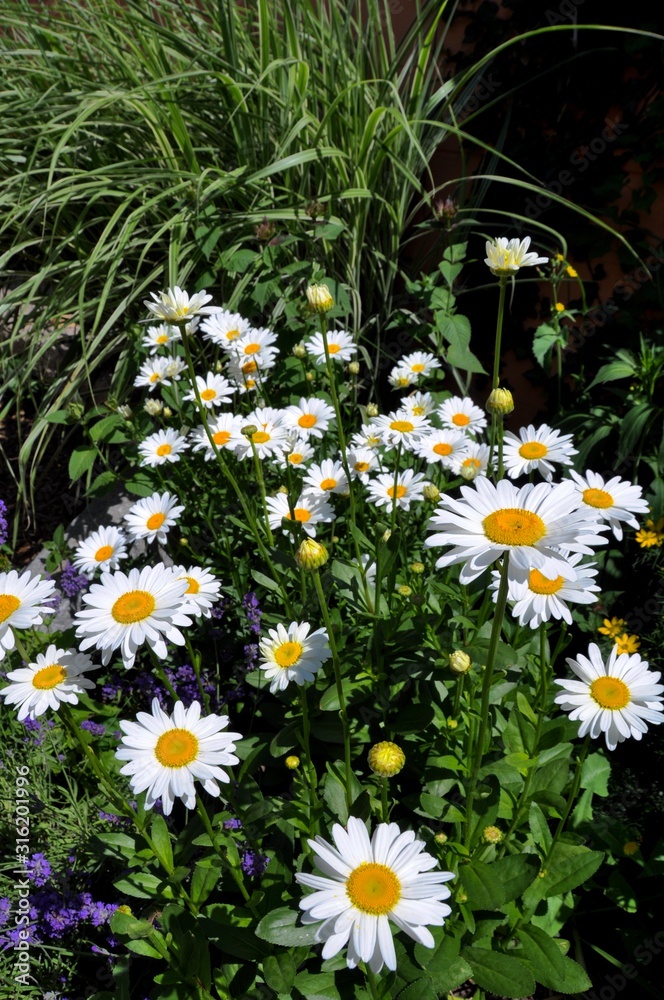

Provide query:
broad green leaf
left=255, top=906, right=318, bottom=946
left=263, top=953, right=296, bottom=994
left=113, top=872, right=174, bottom=900
left=293, top=970, right=341, bottom=999
left=524, top=843, right=604, bottom=905
left=459, top=861, right=504, bottom=910
left=150, top=814, right=173, bottom=872
left=190, top=859, right=222, bottom=906
left=126, top=938, right=162, bottom=959
left=528, top=801, right=553, bottom=854
left=462, top=947, right=535, bottom=999
left=516, top=925, right=570, bottom=990
left=588, top=358, right=637, bottom=389
left=396, top=979, right=436, bottom=1000
left=88, top=413, right=122, bottom=441
left=489, top=854, right=540, bottom=903
left=68, top=445, right=97, bottom=482
left=580, top=752, right=611, bottom=796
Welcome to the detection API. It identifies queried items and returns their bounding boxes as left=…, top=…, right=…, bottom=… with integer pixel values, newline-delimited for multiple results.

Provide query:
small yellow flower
left=566, top=265, right=578, bottom=277
left=306, top=283, right=334, bottom=313
left=447, top=718, right=458, bottom=730
left=485, top=387, right=515, bottom=415
left=614, top=633, right=640, bottom=655
left=623, top=839, right=641, bottom=856
left=285, top=755, right=300, bottom=770
left=482, top=825, right=503, bottom=844
left=367, top=741, right=406, bottom=777
left=449, top=650, right=472, bottom=675
left=635, top=517, right=664, bottom=548
left=295, top=538, right=329, bottom=570
left=410, top=562, right=425, bottom=575
left=397, top=585, right=412, bottom=597
left=555, top=302, right=566, bottom=313
left=598, top=617, right=625, bottom=639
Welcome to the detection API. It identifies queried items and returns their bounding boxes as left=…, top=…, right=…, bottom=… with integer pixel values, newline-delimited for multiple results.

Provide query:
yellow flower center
left=452, top=413, right=470, bottom=427
left=288, top=453, right=304, bottom=465
left=462, top=458, right=482, bottom=470
left=583, top=487, right=613, bottom=509
left=287, top=508, right=311, bottom=523
left=245, top=378, right=256, bottom=389
left=157, top=334, right=169, bottom=344
left=94, top=545, right=114, bottom=563
left=354, top=461, right=370, bottom=473
left=252, top=431, right=270, bottom=444
left=328, top=343, right=341, bottom=354
left=225, top=329, right=240, bottom=341
left=200, top=388, right=216, bottom=401
left=111, top=590, right=156, bottom=624
left=149, top=372, right=161, bottom=383
left=274, top=640, right=303, bottom=667
left=389, top=419, right=414, bottom=433
left=242, top=360, right=258, bottom=374
left=183, top=576, right=200, bottom=595
left=519, top=441, right=548, bottom=460
left=32, top=664, right=67, bottom=689
left=155, top=728, right=199, bottom=767
left=433, top=442, right=453, bottom=457
left=146, top=512, right=166, bottom=531
left=213, top=430, right=231, bottom=446
left=387, top=484, right=407, bottom=499
left=483, top=508, right=547, bottom=546
left=298, top=414, right=317, bottom=429
left=528, top=568, right=565, bottom=594
left=411, top=363, right=425, bottom=372
left=346, top=862, right=401, bottom=915
left=156, top=443, right=172, bottom=457
left=320, top=478, right=337, bottom=491
left=244, top=343, right=260, bottom=355
left=590, top=676, right=630, bottom=710
left=0, top=595, right=21, bottom=623
left=395, top=377, right=410, bottom=388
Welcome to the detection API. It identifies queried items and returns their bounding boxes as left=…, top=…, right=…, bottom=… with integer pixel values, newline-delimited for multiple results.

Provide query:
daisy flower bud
left=366, top=402, right=379, bottom=418
left=410, top=562, right=425, bottom=574
left=482, top=825, right=503, bottom=844
left=293, top=342, right=307, bottom=358
left=368, top=741, right=406, bottom=777
left=449, top=650, right=471, bottom=674
left=285, top=755, right=300, bottom=770
left=306, top=283, right=334, bottom=313
left=486, top=387, right=515, bottom=415
left=295, top=538, right=329, bottom=570
left=423, top=484, right=440, bottom=503
left=144, top=399, right=163, bottom=416
left=434, top=831, right=448, bottom=845
left=348, top=361, right=360, bottom=375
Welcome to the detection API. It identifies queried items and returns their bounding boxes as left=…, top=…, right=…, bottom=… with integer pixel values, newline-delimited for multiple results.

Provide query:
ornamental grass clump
left=1, top=233, right=662, bottom=999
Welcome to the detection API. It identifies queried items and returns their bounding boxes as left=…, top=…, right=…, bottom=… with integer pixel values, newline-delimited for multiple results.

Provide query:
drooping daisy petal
left=438, top=396, right=487, bottom=436
left=73, top=525, right=128, bottom=575
left=138, top=428, right=189, bottom=468
left=305, top=330, right=357, bottom=365
left=259, top=621, right=331, bottom=693
left=0, top=645, right=98, bottom=720
left=484, top=236, right=548, bottom=276
left=568, top=470, right=649, bottom=541
left=265, top=493, right=334, bottom=538
left=366, top=470, right=428, bottom=510
left=144, top=286, right=214, bottom=323
left=0, top=571, right=57, bottom=662
left=123, top=492, right=185, bottom=545
left=503, top=424, right=576, bottom=481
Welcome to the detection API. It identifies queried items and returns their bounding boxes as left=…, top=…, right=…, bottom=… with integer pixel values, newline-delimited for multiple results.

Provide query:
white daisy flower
left=303, top=459, right=349, bottom=496
left=484, top=236, right=549, bottom=276
left=415, top=429, right=467, bottom=468
left=424, top=478, right=608, bottom=584
left=163, top=356, right=187, bottom=381
left=568, top=470, right=649, bottom=541
left=133, top=356, right=174, bottom=392
left=189, top=413, right=246, bottom=460
left=491, top=553, right=600, bottom=629
left=275, top=436, right=317, bottom=471
left=388, top=366, right=418, bottom=390
left=249, top=405, right=287, bottom=429
left=366, top=470, right=428, bottom=510
left=372, top=412, right=432, bottom=450
left=349, top=424, right=384, bottom=451
left=200, top=309, right=252, bottom=347
left=0, top=571, right=57, bottom=663
left=295, top=816, right=454, bottom=973
left=170, top=565, right=221, bottom=618
left=225, top=357, right=269, bottom=394
left=227, top=327, right=279, bottom=370
left=399, top=392, right=437, bottom=418
left=234, top=421, right=288, bottom=461
left=554, top=644, right=664, bottom=751
left=450, top=441, right=493, bottom=480
left=503, top=424, right=577, bottom=481
left=141, top=323, right=182, bottom=354
left=73, top=526, right=128, bottom=575
left=265, top=492, right=335, bottom=537
left=438, top=396, right=487, bottom=435
left=259, top=621, right=331, bottom=693
left=74, top=564, right=194, bottom=669
left=124, top=492, right=185, bottom=545
left=305, top=329, right=357, bottom=365
left=138, top=428, right=189, bottom=468
left=183, top=372, right=235, bottom=409
left=0, top=645, right=98, bottom=721
left=144, top=286, right=214, bottom=323
left=399, top=351, right=441, bottom=378
left=347, top=448, right=379, bottom=481
left=115, top=698, right=241, bottom=815
left=283, top=397, right=336, bottom=440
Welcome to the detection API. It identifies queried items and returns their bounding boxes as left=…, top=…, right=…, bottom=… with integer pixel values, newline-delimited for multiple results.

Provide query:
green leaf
left=516, top=925, right=570, bottom=990
left=588, top=358, right=637, bottom=389
left=528, top=801, right=552, bottom=854
left=523, top=844, right=604, bottom=906
left=263, top=953, right=296, bottom=994
left=191, top=859, right=222, bottom=906
left=489, top=854, right=540, bottom=903
left=395, top=979, right=436, bottom=1000
left=251, top=569, right=282, bottom=592
left=89, top=413, right=122, bottom=441
left=459, top=861, right=504, bottom=910
left=126, top=938, right=162, bottom=959
left=532, top=322, right=562, bottom=368
left=438, top=314, right=487, bottom=374
left=293, top=970, right=341, bottom=999
left=462, top=947, right=535, bottom=999
left=68, top=445, right=97, bottom=482
left=414, top=925, right=472, bottom=992
left=150, top=814, right=173, bottom=872
left=113, top=872, right=174, bottom=900
left=255, top=906, right=318, bottom=947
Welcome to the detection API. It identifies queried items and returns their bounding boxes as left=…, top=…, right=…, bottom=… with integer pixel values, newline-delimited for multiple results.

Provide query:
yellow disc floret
left=346, top=862, right=401, bottom=915
left=589, top=676, right=630, bottom=710
left=483, top=508, right=546, bottom=546
left=155, top=728, right=199, bottom=767
left=112, top=590, right=156, bottom=624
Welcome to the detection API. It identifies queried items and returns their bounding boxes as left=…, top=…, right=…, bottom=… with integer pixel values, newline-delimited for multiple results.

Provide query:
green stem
left=195, top=798, right=258, bottom=917
left=491, top=277, right=508, bottom=391
left=464, top=553, right=510, bottom=848
left=300, top=686, right=319, bottom=834
left=547, top=736, right=591, bottom=860
left=184, top=632, right=211, bottom=712
left=312, top=567, right=353, bottom=812
left=380, top=777, right=390, bottom=823
left=364, top=965, right=381, bottom=1000
left=250, top=439, right=274, bottom=545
